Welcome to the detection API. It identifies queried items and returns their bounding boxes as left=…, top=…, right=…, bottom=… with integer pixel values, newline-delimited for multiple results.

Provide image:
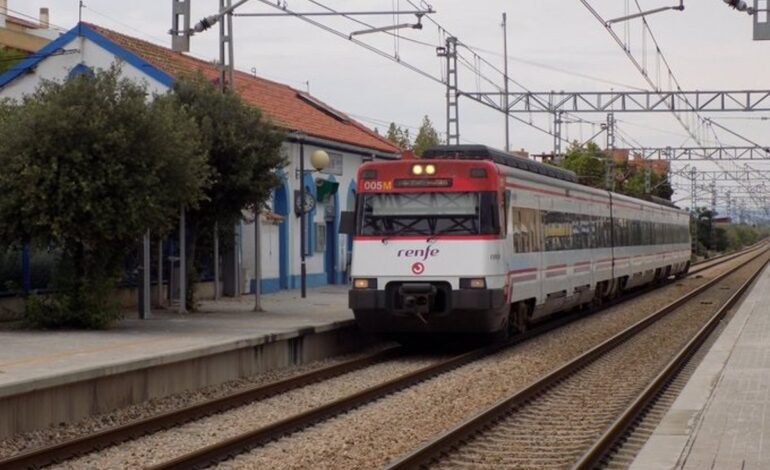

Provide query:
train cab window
left=358, top=191, right=500, bottom=237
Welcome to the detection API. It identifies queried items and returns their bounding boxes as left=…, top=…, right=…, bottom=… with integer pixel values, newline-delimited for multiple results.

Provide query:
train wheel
left=510, top=302, right=530, bottom=335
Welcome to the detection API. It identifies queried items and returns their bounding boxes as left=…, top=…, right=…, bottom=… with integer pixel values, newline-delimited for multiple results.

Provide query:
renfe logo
left=397, top=247, right=440, bottom=261
left=411, top=262, right=425, bottom=275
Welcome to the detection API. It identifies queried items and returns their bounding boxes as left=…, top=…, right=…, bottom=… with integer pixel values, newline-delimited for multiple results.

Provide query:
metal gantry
left=627, top=146, right=770, bottom=161
left=437, top=36, right=460, bottom=145
left=461, top=90, right=770, bottom=114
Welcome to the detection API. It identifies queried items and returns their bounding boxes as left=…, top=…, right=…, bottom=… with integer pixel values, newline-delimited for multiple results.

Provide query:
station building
left=0, top=21, right=401, bottom=297
left=0, top=1, right=57, bottom=55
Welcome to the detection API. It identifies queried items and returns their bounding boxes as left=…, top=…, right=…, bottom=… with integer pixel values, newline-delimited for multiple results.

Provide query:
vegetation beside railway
left=0, top=70, right=284, bottom=327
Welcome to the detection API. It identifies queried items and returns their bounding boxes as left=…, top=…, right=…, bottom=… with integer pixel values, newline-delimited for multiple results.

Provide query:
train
left=342, top=145, right=691, bottom=340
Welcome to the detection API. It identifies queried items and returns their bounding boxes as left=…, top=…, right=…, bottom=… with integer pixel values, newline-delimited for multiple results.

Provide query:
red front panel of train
left=356, top=159, right=501, bottom=194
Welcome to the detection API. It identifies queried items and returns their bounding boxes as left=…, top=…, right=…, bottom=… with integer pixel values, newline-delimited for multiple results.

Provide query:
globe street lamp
left=296, top=133, right=329, bottom=298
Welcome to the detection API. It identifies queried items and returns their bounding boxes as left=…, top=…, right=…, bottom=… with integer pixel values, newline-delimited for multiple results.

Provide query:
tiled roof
left=86, top=23, right=400, bottom=155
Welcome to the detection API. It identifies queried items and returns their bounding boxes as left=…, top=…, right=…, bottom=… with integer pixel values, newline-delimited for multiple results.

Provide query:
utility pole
left=691, top=167, right=698, bottom=212
left=644, top=167, right=651, bottom=194
left=553, top=112, right=563, bottom=162
left=710, top=181, right=717, bottom=250
left=437, top=37, right=459, bottom=145
left=502, top=13, right=510, bottom=152
left=605, top=112, right=615, bottom=191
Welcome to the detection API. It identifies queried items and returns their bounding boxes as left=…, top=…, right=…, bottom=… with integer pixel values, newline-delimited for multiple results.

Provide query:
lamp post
left=296, top=134, right=330, bottom=298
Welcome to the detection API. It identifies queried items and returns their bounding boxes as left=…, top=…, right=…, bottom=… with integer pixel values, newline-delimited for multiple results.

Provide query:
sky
left=7, top=0, right=770, bottom=213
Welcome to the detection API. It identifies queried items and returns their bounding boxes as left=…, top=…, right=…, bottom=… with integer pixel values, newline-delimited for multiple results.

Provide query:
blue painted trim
left=273, top=178, right=290, bottom=290
left=78, top=24, right=174, bottom=87
left=303, top=173, right=317, bottom=257
left=0, top=23, right=174, bottom=90
left=346, top=180, right=357, bottom=253
left=252, top=272, right=338, bottom=294
left=67, top=63, right=94, bottom=80
left=0, top=27, right=80, bottom=88
left=323, top=175, right=340, bottom=285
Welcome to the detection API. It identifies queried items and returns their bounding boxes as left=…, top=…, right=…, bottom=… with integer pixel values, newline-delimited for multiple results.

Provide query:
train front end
left=346, top=158, right=508, bottom=337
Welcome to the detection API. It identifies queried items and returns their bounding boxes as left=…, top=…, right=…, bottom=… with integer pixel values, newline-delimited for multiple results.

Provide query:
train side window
left=511, top=207, right=539, bottom=253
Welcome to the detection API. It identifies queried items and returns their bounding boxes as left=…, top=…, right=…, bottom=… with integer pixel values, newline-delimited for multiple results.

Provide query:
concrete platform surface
left=0, top=286, right=352, bottom=398
left=631, top=264, right=770, bottom=470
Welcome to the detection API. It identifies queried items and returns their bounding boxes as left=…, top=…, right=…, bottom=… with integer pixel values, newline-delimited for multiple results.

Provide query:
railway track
left=1, top=244, right=762, bottom=469
left=688, top=240, right=766, bottom=275
left=0, top=347, right=411, bottom=469
left=573, top=254, right=768, bottom=469
left=383, top=249, right=768, bottom=469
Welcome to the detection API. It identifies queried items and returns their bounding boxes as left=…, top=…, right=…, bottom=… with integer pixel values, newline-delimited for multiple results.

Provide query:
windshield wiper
left=426, top=217, right=477, bottom=243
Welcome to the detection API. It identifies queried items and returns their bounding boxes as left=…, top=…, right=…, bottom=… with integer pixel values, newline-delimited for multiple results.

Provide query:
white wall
left=1, top=31, right=385, bottom=292
left=0, top=33, right=169, bottom=101
left=241, top=141, right=371, bottom=290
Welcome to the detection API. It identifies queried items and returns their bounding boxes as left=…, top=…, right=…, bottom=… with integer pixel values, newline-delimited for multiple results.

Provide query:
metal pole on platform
left=179, top=206, right=187, bottom=313
left=157, top=239, right=163, bottom=307
left=213, top=222, right=220, bottom=300
left=299, top=138, right=307, bottom=298
left=142, top=230, right=151, bottom=319
left=254, top=209, right=263, bottom=311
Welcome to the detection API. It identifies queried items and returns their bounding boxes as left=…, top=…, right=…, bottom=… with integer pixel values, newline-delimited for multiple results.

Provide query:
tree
left=386, top=122, right=411, bottom=149
left=559, top=141, right=607, bottom=189
left=167, top=76, right=286, bottom=308
left=412, top=115, right=441, bottom=156
left=0, top=67, right=209, bottom=328
left=0, top=48, right=24, bottom=75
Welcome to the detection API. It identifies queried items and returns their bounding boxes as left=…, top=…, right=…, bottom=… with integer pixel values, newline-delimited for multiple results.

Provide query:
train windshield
left=358, top=191, right=500, bottom=237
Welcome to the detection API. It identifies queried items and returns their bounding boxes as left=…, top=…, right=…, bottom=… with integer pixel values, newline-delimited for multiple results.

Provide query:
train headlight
left=411, top=164, right=424, bottom=175
left=353, top=278, right=377, bottom=289
left=424, top=164, right=436, bottom=175
left=459, top=278, right=486, bottom=289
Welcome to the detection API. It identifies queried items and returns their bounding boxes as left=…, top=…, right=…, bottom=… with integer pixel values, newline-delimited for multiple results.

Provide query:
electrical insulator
left=723, top=0, right=753, bottom=12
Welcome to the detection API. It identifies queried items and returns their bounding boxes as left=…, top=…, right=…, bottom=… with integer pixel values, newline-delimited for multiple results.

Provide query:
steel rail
left=383, top=248, right=767, bottom=469
left=689, top=240, right=767, bottom=275
left=146, top=343, right=512, bottom=470
left=4, top=242, right=763, bottom=469
left=572, top=256, right=770, bottom=469
left=0, top=347, right=407, bottom=470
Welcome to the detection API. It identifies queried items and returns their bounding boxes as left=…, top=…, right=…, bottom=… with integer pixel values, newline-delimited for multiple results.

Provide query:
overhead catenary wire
left=578, top=0, right=767, bottom=208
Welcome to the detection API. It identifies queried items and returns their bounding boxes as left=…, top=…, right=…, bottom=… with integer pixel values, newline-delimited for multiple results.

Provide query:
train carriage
left=344, top=145, right=691, bottom=339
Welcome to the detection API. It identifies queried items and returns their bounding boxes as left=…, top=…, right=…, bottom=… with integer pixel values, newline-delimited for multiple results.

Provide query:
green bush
left=23, top=272, right=121, bottom=329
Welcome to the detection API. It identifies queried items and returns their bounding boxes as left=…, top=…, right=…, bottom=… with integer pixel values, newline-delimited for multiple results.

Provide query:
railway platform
left=0, top=286, right=367, bottom=438
left=631, top=262, right=770, bottom=469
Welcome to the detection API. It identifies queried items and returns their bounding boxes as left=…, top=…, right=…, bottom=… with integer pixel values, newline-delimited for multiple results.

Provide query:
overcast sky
left=9, top=0, right=770, bottom=209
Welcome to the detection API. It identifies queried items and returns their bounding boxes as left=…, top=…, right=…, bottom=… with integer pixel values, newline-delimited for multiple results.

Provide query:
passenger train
left=344, top=145, right=691, bottom=339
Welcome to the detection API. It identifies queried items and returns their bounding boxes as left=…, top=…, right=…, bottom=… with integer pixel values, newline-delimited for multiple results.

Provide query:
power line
left=578, top=0, right=767, bottom=208
left=463, top=44, right=649, bottom=92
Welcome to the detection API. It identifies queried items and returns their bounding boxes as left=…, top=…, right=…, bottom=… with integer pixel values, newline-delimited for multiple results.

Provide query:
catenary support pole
left=502, top=12, right=510, bottom=152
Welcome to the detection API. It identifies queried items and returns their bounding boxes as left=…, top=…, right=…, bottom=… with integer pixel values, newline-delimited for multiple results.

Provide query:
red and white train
left=345, top=145, right=691, bottom=339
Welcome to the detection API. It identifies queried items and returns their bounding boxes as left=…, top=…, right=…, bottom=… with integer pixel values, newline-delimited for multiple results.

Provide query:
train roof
left=422, top=145, right=579, bottom=184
